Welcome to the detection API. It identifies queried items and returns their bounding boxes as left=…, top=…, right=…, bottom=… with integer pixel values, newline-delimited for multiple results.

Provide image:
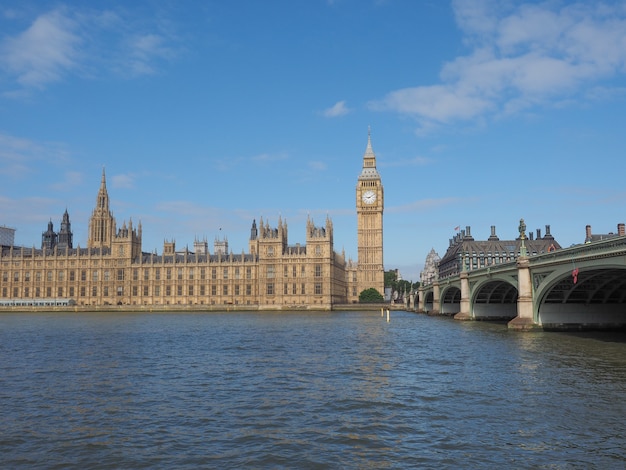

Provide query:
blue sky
left=1, top=0, right=626, bottom=282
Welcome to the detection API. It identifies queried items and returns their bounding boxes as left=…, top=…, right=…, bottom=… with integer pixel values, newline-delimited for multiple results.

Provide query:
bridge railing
left=529, top=235, right=626, bottom=267
left=432, top=235, right=626, bottom=284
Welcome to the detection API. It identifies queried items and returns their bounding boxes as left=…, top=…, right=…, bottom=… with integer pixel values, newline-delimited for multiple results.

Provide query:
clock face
left=362, top=190, right=377, bottom=204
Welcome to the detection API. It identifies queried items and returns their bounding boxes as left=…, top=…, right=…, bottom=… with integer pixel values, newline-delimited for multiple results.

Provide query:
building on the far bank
left=420, top=248, right=441, bottom=286
left=0, top=226, right=15, bottom=247
left=438, top=224, right=561, bottom=280
left=41, top=210, right=73, bottom=251
left=584, top=223, right=625, bottom=243
left=0, top=133, right=385, bottom=309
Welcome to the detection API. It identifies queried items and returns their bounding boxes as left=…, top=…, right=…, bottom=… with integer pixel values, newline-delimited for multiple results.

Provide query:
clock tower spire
left=356, top=128, right=384, bottom=297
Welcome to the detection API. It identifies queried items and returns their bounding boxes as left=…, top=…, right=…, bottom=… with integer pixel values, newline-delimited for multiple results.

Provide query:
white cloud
left=251, top=152, right=289, bottom=163
left=0, top=6, right=181, bottom=94
left=0, top=8, right=81, bottom=89
left=0, top=132, right=69, bottom=177
left=370, top=1, right=626, bottom=131
left=381, top=156, right=432, bottom=168
left=125, top=32, right=178, bottom=77
left=323, top=100, right=350, bottom=117
left=308, top=160, right=327, bottom=171
left=49, top=171, right=84, bottom=191
left=387, top=197, right=467, bottom=214
left=112, top=173, right=135, bottom=189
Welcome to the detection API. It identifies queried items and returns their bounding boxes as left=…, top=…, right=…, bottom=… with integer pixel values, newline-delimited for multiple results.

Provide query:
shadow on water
left=551, top=330, right=626, bottom=343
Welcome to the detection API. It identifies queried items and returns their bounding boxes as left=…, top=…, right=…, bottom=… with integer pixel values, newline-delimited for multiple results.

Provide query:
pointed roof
left=359, top=127, right=380, bottom=180
left=61, top=208, right=70, bottom=225
left=364, top=126, right=375, bottom=159
left=94, top=167, right=111, bottom=212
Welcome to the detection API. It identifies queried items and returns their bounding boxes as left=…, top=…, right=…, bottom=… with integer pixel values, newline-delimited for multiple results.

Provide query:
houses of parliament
left=0, top=133, right=385, bottom=309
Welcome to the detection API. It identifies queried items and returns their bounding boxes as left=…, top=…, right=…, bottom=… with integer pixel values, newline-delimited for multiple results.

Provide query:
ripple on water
left=0, top=311, right=625, bottom=469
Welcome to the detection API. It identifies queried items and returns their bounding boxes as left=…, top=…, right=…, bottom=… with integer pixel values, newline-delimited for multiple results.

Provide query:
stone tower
left=57, top=209, right=73, bottom=250
left=356, top=128, right=384, bottom=296
left=87, top=168, right=116, bottom=250
left=41, top=219, right=57, bottom=250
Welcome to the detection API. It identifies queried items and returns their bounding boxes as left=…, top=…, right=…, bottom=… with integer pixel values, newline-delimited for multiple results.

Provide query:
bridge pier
left=508, top=257, right=541, bottom=330
left=432, top=281, right=441, bottom=315
left=454, top=271, right=472, bottom=321
left=417, top=287, right=425, bottom=313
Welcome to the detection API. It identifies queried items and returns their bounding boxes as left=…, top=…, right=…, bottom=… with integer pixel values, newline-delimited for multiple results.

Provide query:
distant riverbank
left=0, top=303, right=406, bottom=313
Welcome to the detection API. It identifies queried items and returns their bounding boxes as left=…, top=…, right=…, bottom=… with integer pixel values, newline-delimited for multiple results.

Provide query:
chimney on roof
left=618, top=223, right=625, bottom=236
left=545, top=224, right=553, bottom=239
left=586, top=225, right=592, bottom=242
left=529, top=232, right=534, bottom=241
left=464, top=226, right=474, bottom=240
left=488, top=225, right=499, bottom=241
left=537, top=228, right=541, bottom=239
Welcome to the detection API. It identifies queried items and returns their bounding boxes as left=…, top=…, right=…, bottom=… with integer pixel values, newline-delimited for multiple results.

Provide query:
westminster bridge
left=414, top=235, right=626, bottom=330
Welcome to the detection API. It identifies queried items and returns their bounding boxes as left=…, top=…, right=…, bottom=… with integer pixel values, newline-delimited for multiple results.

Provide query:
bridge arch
left=440, top=285, right=461, bottom=315
left=535, top=262, right=626, bottom=329
left=471, top=276, right=518, bottom=320
left=423, top=290, right=434, bottom=313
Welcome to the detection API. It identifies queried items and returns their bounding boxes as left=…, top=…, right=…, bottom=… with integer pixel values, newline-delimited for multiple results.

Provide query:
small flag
left=454, top=226, right=460, bottom=231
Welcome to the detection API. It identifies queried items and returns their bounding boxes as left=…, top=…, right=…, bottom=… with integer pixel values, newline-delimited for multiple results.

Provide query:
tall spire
left=88, top=169, right=115, bottom=249
left=96, top=167, right=109, bottom=210
left=365, top=125, right=375, bottom=159
left=360, top=127, right=380, bottom=179
left=58, top=208, right=73, bottom=249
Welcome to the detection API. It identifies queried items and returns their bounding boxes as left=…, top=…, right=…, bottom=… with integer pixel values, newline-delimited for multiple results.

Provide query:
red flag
left=454, top=226, right=460, bottom=231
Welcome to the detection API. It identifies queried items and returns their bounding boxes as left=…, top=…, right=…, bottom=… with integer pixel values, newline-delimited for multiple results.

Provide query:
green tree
left=384, top=270, right=397, bottom=288
left=359, top=288, right=384, bottom=303
left=386, top=269, right=420, bottom=293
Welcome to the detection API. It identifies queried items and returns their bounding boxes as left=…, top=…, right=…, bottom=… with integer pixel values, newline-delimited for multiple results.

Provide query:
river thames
left=0, top=310, right=624, bottom=469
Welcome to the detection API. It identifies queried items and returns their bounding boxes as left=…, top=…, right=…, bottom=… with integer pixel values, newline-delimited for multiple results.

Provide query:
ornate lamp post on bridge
left=519, top=218, right=528, bottom=257
left=509, top=218, right=539, bottom=330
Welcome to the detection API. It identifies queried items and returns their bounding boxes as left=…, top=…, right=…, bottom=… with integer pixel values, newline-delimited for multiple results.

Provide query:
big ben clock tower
left=356, top=128, right=384, bottom=296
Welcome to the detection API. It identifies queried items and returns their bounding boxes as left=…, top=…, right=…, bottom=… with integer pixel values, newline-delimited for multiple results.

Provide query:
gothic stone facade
left=1, top=135, right=384, bottom=309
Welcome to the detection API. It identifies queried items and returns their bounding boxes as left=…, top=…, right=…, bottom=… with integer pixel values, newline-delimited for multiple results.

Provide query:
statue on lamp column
left=518, top=218, right=528, bottom=257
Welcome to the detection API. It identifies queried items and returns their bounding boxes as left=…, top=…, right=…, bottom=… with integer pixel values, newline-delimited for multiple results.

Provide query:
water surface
left=1, top=311, right=624, bottom=468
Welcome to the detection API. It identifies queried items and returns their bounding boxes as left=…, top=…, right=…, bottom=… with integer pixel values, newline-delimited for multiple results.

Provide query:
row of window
left=266, top=283, right=323, bottom=296
left=2, top=282, right=325, bottom=298
left=266, top=264, right=322, bottom=279
left=1, top=264, right=327, bottom=283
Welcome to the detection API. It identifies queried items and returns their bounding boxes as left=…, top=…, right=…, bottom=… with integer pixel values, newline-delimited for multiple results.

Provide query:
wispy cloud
left=111, top=173, right=135, bottom=189
left=0, top=132, right=69, bottom=177
left=124, top=32, right=179, bottom=77
left=0, top=8, right=81, bottom=89
left=251, top=152, right=289, bottom=163
left=0, top=6, right=182, bottom=95
left=155, top=200, right=221, bottom=218
left=322, top=100, right=350, bottom=117
left=0, top=195, right=63, bottom=226
left=387, top=197, right=468, bottom=214
left=49, top=171, right=83, bottom=191
left=210, top=151, right=289, bottom=172
left=308, top=160, right=327, bottom=171
left=370, top=1, right=626, bottom=132
left=381, top=156, right=432, bottom=168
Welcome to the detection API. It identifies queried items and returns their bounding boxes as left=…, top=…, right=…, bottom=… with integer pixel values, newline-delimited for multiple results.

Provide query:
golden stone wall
left=1, top=134, right=385, bottom=309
